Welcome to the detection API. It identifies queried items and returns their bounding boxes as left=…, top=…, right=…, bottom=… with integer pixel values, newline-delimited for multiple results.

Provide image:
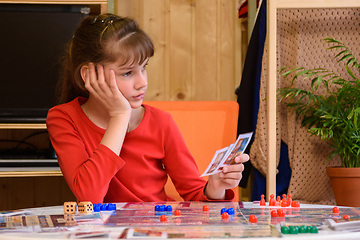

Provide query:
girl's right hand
left=85, top=63, right=131, bottom=118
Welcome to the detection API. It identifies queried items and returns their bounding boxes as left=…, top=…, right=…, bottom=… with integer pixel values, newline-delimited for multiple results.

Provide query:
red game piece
left=203, top=205, right=209, bottom=211
left=281, top=200, right=288, bottom=207
left=271, top=210, right=278, bottom=217
left=333, top=207, right=339, bottom=214
left=222, top=212, right=229, bottom=219
left=343, top=215, right=350, bottom=219
left=282, top=194, right=287, bottom=201
left=276, top=196, right=281, bottom=203
left=160, top=215, right=167, bottom=222
left=249, top=214, right=257, bottom=223
left=269, top=194, right=276, bottom=206
left=287, top=194, right=292, bottom=205
left=291, top=201, right=300, bottom=207
left=277, top=209, right=285, bottom=217
left=260, top=194, right=266, bottom=206
left=174, top=209, right=181, bottom=216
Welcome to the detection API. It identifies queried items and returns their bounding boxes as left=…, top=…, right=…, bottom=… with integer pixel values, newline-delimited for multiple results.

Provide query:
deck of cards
left=201, top=132, right=253, bottom=177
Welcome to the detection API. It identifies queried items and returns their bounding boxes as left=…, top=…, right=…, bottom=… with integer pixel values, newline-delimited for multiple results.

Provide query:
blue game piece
left=166, top=205, right=172, bottom=212
left=155, top=205, right=160, bottom=212
left=93, top=203, right=101, bottom=212
left=100, top=203, right=107, bottom=211
left=107, top=203, right=116, bottom=211
left=159, top=205, right=166, bottom=211
left=227, top=208, right=235, bottom=215
left=220, top=208, right=227, bottom=215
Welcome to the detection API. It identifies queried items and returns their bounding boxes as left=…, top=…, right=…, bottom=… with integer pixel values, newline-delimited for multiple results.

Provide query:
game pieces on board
left=63, top=201, right=116, bottom=215
left=257, top=193, right=300, bottom=208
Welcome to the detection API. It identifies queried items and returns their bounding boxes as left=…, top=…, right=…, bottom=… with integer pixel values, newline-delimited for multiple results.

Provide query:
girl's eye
left=142, top=63, right=148, bottom=71
left=122, top=71, right=132, bottom=77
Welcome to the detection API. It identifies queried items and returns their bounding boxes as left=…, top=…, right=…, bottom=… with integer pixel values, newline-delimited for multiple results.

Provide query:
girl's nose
left=135, top=72, right=147, bottom=89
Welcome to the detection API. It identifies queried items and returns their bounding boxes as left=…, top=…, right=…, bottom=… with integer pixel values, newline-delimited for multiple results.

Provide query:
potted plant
left=278, top=37, right=360, bottom=207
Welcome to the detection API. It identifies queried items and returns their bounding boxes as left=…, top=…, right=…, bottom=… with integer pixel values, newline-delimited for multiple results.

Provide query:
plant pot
left=327, top=167, right=360, bottom=207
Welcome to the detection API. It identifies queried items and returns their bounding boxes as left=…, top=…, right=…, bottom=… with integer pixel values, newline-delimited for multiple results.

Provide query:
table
left=1, top=202, right=360, bottom=239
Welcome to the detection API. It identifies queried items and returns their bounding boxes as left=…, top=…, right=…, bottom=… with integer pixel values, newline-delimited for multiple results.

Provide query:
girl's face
left=103, top=58, right=148, bottom=109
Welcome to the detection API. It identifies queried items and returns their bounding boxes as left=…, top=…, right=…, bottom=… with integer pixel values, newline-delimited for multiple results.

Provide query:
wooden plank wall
left=115, top=0, right=243, bottom=101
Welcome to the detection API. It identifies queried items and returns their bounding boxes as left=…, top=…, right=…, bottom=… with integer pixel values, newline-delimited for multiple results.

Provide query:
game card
left=201, top=132, right=253, bottom=176
left=200, top=147, right=229, bottom=177
left=218, top=132, right=252, bottom=167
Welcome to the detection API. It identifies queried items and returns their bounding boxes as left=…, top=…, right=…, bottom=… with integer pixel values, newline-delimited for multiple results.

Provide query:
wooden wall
left=115, top=0, right=243, bottom=101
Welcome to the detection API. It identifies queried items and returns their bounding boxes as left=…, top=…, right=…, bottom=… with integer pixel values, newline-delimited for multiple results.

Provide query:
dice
left=63, top=201, right=77, bottom=214
left=78, top=201, right=93, bottom=214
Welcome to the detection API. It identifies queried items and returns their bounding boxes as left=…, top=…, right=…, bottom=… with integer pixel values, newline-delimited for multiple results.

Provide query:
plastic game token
left=299, top=225, right=307, bottom=233
left=306, top=226, right=312, bottom=233
left=100, top=204, right=107, bottom=211
left=203, top=205, right=209, bottom=211
left=159, top=205, right=166, bottom=211
left=260, top=194, right=266, bottom=206
left=333, top=206, right=339, bottom=213
left=343, top=215, right=351, bottom=219
left=310, top=226, right=318, bottom=233
left=291, top=201, right=300, bottom=208
left=160, top=215, right=167, bottom=222
left=249, top=214, right=257, bottom=223
left=277, top=209, right=286, bottom=217
left=281, top=226, right=290, bottom=234
left=93, top=204, right=101, bottom=212
left=107, top=203, right=116, bottom=211
left=270, top=210, right=278, bottom=217
left=289, top=226, right=299, bottom=234
left=222, top=212, right=229, bottom=219
left=227, top=208, right=235, bottom=216
left=220, top=208, right=227, bottom=215
left=281, top=200, right=288, bottom=207
left=166, top=205, right=172, bottom=212
left=174, top=209, right=181, bottom=216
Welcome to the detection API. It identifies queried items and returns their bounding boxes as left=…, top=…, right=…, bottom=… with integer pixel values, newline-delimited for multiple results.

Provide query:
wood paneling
left=115, top=0, right=242, bottom=101
left=0, top=177, right=75, bottom=211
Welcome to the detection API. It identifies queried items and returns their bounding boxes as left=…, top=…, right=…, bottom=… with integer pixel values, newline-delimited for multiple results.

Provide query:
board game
left=103, top=201, right=360, bottom=238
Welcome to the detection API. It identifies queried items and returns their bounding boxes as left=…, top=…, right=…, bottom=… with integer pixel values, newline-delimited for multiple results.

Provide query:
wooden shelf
left=0, top=0, right=108, bottom=13
left=0, top=123, right=47, bottom=130
left=0, top=168, right=62, bottom=177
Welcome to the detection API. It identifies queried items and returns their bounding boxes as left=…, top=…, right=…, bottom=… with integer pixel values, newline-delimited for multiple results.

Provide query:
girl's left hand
left=205, top=154, right=250, bottom=199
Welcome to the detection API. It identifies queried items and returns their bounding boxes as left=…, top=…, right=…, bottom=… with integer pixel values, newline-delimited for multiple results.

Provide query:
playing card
left=201, top=132, right=253, bottom=176
left=200, top=147, right=229, bottom=177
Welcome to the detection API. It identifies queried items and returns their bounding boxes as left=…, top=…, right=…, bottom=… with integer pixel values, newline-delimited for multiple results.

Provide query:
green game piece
left=306, top=226, right=312, bottom=232
left=289, top=226, right=299, bottom=234
left=299, top=225, right=307, bottom=233
left=310, top=226, right=318, bottom=233
left=281, top=226, right=290, bottom=234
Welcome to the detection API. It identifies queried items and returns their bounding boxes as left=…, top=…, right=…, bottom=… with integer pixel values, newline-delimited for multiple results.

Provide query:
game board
left=104, top=201, right=360, bottom=238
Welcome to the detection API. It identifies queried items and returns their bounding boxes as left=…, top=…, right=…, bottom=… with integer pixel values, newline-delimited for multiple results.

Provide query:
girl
left=46, top=13, right=249, bottom=203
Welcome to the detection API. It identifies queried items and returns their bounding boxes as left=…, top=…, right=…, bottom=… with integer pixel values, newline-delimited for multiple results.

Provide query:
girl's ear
left=80, top=65, right=89, bottom=83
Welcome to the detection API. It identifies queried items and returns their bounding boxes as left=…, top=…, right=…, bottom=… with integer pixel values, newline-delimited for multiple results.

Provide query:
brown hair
left=58, top=13, right=154, bottom=103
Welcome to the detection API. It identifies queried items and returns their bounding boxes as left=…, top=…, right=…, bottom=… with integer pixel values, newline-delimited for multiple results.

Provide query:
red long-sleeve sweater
left=46, top=97, right=234, bottom=203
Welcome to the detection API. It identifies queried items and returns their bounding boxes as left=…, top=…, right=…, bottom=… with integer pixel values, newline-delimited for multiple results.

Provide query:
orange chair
left=143, top=101, right=240, bottom=201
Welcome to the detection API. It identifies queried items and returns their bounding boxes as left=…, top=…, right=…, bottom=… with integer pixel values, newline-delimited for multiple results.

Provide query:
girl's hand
left=85, top=63, right=131, bottom=117
left=205, top=154, right=250, bottom=200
